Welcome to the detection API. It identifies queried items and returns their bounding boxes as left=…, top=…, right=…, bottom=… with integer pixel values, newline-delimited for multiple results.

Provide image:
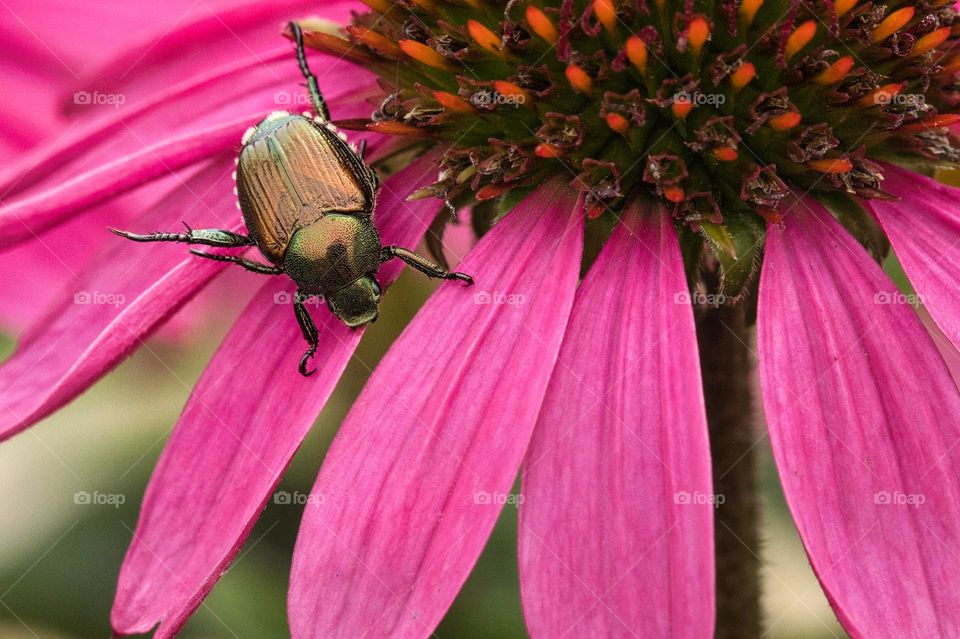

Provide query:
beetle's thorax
left=283, top=214, right=382, bottom=297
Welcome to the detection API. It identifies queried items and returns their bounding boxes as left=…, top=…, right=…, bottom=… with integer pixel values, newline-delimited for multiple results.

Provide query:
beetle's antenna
left=288, top=22, right=330, bottom=122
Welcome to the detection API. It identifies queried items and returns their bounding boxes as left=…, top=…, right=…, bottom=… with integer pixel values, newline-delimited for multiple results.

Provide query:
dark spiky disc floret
left=297, top=0, right=960, bottom=297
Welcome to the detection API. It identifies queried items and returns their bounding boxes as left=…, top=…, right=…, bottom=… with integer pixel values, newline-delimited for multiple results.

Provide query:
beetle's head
left=326, top=276, right=382, bottom=327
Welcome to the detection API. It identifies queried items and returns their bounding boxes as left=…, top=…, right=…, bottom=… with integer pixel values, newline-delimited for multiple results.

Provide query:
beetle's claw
left=299, top=348, right=317, bottom=377
left=451, top=272, right=474, bottom=286
left=109, top=227, right=153, bottom=242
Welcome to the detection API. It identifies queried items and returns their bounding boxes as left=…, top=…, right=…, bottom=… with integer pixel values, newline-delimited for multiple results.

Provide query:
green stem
left=696, top=303, right=762, bottom=639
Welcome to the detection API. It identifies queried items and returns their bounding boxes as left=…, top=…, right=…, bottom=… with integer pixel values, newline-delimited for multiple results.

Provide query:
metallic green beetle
left=112, top=22, right=472, bottom=377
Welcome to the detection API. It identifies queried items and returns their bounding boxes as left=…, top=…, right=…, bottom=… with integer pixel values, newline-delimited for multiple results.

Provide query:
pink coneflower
left=3, top=0, right=960, bottom=637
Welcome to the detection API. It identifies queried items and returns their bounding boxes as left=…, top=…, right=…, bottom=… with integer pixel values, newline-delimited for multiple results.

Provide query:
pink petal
left=0, top=198, right=136, bottom=329
left=0, top=116, right=249, bottom=247
left=112, top=154, right=442, bottom=638
left=867, top=165, right=960, bottom=354
left=0, top=0, right=206, bottom=152
left=0, top=50, right=62, bottom=153
left=758, top=197, right=960, bottom=637
left=67, top=0, right=359, bottom=110
left=0, top=156, right=238, bottom=441
left=288, top=182, right=584, bottom=639
left=519, top=205, right=714, bottom=637
left=922, top=310, right=960, bottom=384
left=1, top=49, right=373, bottom=198
left=1, top=0, right=223, bottom=68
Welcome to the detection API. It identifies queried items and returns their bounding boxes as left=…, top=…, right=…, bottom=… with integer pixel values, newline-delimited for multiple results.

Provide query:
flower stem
left=696, top=303, right=761, bottom=639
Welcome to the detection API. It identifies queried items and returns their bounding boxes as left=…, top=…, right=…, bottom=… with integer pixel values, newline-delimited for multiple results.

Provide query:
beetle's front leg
left=109, top=224, right=254, bottom=248
left=288, top=22, right=330, bottom=121
left=293, top=292, right=319, bottom=377
left=381, top=246, right=474, bottom=285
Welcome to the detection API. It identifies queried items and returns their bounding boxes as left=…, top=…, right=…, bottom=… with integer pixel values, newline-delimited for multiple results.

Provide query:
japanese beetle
left=111, top=22, right=472, bottom=377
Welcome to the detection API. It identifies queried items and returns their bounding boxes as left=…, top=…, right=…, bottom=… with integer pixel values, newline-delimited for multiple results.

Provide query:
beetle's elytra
left=111, top=22, right=473, bottom=377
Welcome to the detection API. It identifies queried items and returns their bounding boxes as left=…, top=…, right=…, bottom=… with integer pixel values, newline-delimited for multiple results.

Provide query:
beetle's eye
left=371, top=281, right=382, bottom=296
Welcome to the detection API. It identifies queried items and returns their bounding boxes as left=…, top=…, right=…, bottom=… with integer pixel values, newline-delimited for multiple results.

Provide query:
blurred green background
left=0, top=263, right=847, bottom=638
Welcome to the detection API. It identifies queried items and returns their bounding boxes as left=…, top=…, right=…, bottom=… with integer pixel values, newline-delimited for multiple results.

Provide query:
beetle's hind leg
left=288, top=22, right=330, bottom=121
left=189, top=250, right=284, bottom=275
left=381, top=246, right=474, bottom=285
left=293, top=291, right=319, bottom=377
left=109, top=224, right=254, bottom=248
